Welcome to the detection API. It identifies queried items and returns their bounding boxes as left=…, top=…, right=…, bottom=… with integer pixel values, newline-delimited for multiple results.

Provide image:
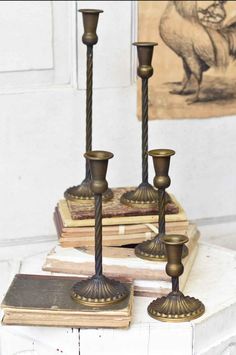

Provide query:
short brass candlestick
left=148, top=234, right=205, bottom=322
left=135, top=149, right=188, bottom=261
left=65, top=9, right=113, bottom=202
left=121, top=42, right=159, bottom=208
left=71, top=151, right=129, bottom=306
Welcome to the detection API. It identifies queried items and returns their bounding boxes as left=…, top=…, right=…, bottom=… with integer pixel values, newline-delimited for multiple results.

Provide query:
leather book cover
left=67, top=187, right=179, bottom=220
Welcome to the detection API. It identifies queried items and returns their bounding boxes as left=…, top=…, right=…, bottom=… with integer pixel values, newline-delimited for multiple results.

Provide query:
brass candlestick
left=148, top=234, right=205, bottom=322
left=121, top=42, right=159, bottom=208
left=65, top=9, right=113, bottom=202
left=135, top=149, right=188, bottom=261
left=71, top=151, right=129, bottom=306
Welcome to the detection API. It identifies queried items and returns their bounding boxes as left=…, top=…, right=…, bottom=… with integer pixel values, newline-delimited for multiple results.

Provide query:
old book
left=55, top=211, right=188, bottom=248
left=58, top=194, right=187, bottom=228
left=1, top=274, right=133, bottom=328
left=67, top=187, right=179, bottom=221
left=43, top=224, right=199, bottom=297
left=55, top=206, right=188, bottom=237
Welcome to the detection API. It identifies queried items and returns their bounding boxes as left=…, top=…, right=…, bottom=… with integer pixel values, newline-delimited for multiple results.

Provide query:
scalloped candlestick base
left=135, top=236, right=188, bottom=261
left=148, top=290, right=205, bottom=322
left=71, top=275, right=129, bottom=306
left=64, top=178, right=113, bottom=202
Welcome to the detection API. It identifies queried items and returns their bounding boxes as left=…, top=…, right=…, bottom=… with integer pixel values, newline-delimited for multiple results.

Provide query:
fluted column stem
left=85, top=45, right=93, bottom=180
left=158, top=188, right=166, bottom=236
left=142, top=78, right=149, bottom=184
left=95, top=194, right=102, bottom=276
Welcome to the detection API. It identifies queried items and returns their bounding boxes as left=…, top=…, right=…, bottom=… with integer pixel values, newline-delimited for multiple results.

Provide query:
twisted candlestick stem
left=142, top=78, right=149, bottom=183
left=158, top=189, right=166, bottom=236
left=95, top=194, right=102, bottom=276
left=172, top=277, right=179, bottom=292
left=85, top=45, right=93, bottom=180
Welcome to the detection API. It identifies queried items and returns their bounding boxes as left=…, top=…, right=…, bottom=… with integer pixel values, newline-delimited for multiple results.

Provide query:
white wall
left=76, top=86, right=236, bottom=221
left=0, top=1, right=236, bottom=241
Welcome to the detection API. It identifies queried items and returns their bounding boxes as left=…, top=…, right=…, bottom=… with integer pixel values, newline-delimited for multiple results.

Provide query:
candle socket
left=148, top=234, right=205, bottom=322
left=65, top=9, right=113, bottom=203
left=121, top=42, right=165, bottom=208
left=135, top=149, right=188, bottom=261
left=79, top=9, right=103, bottom=46
left=71, top=151, right=129, bottom=306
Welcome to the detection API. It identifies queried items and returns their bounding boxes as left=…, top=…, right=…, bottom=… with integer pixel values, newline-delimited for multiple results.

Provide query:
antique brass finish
left=148, top=234, right=205, bottom=322
left=121, top=42, right=160, bottom=208
left=65, top=9, right=113, bottom=202
left=79, top=9, right=104, bottom=46
left=135, top=149, right=188, bottom=261
left=71, top=151, right=129, bottom=306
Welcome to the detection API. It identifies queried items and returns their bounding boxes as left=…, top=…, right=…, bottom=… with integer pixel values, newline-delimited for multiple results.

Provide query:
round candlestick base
left=64, top=178, right=113, bottom=202
left=121, top=183, right=172, bottom=208
left=71, top=275, right=129, bottom=306
left=120, top=182, right=158, bottom=208
left=148, top=291, right=205, bottom=322
left=135, top=236, right=188, bottom=261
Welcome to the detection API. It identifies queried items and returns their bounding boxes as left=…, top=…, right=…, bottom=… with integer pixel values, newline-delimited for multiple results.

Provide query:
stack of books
left=44, top=224, right=199, bottom=298
left=2, top=188, right=199, bottom=329
left=54, top=187, right=189, bottom=248
left=44, top=188, right=199, bottom=298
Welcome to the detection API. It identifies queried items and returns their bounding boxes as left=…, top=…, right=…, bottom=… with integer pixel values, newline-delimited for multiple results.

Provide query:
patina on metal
left=121, top=42, right=160, bottom=208
left=65, top=9, right=113, bottom=203
left=135, top=149, right=188, bottom=261
left=148, top=234, right=205, bottom=322
left=71, top=151, right=129, bottom=306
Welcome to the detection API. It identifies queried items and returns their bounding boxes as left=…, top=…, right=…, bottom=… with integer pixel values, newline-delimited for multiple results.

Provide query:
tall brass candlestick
left=65, top=9, right=113, bottom=202
left=135, top=149, right=188, bottom=261
left=148, top=234, right=205, bottom=322
left=71, top=151, right=129, bottom=306
left=121, top=42, right=159, bottom=208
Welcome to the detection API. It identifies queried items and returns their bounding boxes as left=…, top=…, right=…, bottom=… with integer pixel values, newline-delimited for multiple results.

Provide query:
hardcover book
left=55, top=207, right=188, bottom=247
left=58, top=193, right=186, bottom=228
left=1, top=274, right=133, bottom=328
left=67, top=187, right=179, bottom=221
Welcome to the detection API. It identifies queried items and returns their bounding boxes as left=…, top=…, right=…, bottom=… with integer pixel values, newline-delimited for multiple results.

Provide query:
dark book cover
left=67, top=187, right=178, bottom=220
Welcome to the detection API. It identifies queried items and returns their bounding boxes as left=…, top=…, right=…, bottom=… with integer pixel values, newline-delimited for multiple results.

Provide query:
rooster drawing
left=159, top=1, right=236, bottom=103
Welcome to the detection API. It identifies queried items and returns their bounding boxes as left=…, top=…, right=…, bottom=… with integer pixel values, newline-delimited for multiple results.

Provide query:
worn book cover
left=67, top=187, right=179, bottom=220
left=58, top=194, right=186, bottom=228
left=1, top=274, right=133, bottom=328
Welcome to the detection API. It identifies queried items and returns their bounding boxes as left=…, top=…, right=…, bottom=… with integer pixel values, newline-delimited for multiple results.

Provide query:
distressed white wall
left=0, top=1, right=236, bottom=241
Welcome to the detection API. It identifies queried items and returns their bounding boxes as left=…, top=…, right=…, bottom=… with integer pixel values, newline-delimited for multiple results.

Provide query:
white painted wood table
left=0, top=240, right=236, bottom=355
